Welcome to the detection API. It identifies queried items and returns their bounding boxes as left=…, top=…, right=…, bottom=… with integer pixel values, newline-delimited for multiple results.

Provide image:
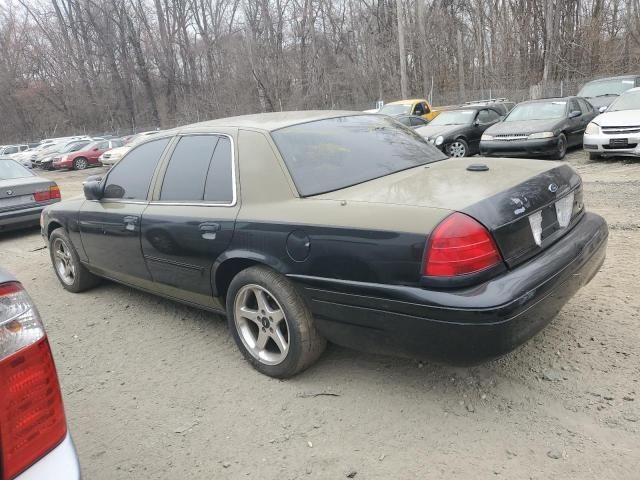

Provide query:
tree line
left=0, top=0, right=639, bottom=142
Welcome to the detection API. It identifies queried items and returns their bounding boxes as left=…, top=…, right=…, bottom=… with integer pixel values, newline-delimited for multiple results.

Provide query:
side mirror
left=473, top=119, right=481, bottom=126
left=569, top=110, right=581, bottom=119
left=83, top=177, right=104, bottom=200
left=599, top=106, right=607, bottom=113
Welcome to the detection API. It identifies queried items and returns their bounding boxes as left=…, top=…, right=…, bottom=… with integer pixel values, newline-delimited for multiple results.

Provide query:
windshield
left=578, top=79, right=636, bottom=98
left=607, top=90, right=640, bottom=112
left=2, top=146, right=19, bottom=155
left=380, top=104, right=412, bottom=115
left=505, top=102, right=567, bottom=121
left=0, top=160, right=33, bottom=180
left=271, top=115, right=447, bottom=196
left=429, top=110, right=477, bottom=126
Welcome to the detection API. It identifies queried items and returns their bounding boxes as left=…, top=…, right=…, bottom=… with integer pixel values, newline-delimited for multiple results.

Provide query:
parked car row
left=377, top=74, right=640, bottom=160
left=0, top=130, right=162, bottom=174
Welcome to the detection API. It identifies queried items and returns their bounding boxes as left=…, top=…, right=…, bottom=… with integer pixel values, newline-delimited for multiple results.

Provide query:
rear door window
left=159, top=135, right=234, bottom=203
left=204, top=137, right=233, bottom=203
left=160, top=136, right=219, bottom=201
left=103, top=138, right=170, bottom=200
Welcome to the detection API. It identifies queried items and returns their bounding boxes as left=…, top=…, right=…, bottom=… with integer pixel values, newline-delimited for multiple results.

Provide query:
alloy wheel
left=52, top=238, right=76, bottom=285
left=233, top=284, right=290, bottom=365
left=75, top=158, right=87, bottom=170
left=448, top=141, right=466, bottom=157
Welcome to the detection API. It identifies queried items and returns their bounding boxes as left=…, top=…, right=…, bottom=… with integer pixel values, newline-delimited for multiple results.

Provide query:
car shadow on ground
left=0, top=225, right=41, bottom=240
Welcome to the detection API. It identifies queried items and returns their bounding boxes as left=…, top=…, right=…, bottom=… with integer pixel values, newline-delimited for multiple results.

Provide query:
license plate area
left=0, top=195, right=34, bottom=209
left=528, top=192, right=575, bottom=246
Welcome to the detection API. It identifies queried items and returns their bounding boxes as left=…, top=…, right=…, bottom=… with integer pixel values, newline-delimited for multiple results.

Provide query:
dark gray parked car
left=0, top=159, right=61, bottom=231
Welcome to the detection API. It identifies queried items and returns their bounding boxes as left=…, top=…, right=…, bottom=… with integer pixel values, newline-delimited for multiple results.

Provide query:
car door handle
left=199, top=222, right=220, bottom=240
left=123, top=215, right=139, bottom=232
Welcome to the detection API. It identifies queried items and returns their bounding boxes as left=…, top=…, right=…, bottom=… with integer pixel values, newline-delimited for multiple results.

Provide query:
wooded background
left=1, top=0, right=639, bottom=141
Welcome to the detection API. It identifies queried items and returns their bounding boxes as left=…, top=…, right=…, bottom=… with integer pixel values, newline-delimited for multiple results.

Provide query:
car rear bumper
left=291, top=212, right=607, bottom=364
left=0, top=205, right=47, bottom=230
left=15, top=433, right=81, bottom=480
left=480, top=137, right=559, bottom=157
left=583, top=132, right=640, bottom=157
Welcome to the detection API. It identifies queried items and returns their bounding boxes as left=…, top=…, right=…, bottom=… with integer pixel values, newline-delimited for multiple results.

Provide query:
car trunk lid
left=314, top=157, right=583, bottom=269
left=0, top=177, right=55, bottom=213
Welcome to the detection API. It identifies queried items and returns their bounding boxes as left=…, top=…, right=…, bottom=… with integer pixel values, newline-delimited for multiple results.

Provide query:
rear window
left=271, top=115, right=446, bottom=196
left=0, top=160, right=33, bottom=180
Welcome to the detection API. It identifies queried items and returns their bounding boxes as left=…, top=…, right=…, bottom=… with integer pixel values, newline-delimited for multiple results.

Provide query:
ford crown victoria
left=41, top=112, right=608, bottom=378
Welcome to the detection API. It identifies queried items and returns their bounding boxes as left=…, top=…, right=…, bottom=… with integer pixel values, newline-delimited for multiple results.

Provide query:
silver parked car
left=583, top=87, right=640, bottom=160
left=0, top=269, right=80, bottom=479
left=0, top=159, right=61, bottom=231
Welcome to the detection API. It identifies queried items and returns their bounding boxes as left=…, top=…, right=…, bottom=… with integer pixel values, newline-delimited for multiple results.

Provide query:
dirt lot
left=1, top=150, right=639, bottom=479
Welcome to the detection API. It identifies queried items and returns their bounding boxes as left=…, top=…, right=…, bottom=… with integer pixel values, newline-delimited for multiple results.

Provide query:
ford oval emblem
left=548, top=183, right=558, bottom=193
left=6, top=190, right=13, bottom=196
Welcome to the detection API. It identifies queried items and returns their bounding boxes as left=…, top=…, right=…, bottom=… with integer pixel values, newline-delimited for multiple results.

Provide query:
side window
left=160, top=135, right=219, bottom=201
left=204, top=137, right=233, bottom=203
left=422, top=102, right=431, bottom=114
left=103, top=138, right=169, bottom=200
left=568, top=99, right=581, bottom=115
left=413, top=103, right=425, bottom=116
left=477, top=109, right=499, bottom=124
left=578, top=98, right=593, bottom=114
left=111, top=139, right=124, bottom=148
left=97, top=141, right=108, bottom=150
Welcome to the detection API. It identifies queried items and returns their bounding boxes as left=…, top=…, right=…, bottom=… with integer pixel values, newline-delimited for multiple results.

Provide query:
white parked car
left=0, top=269, right=80, bottom=479
left=99, top=131, right=160, bottom=167
left=584, top=87, right=640, bottom=160
left=98, top=145, right=130, bottom=167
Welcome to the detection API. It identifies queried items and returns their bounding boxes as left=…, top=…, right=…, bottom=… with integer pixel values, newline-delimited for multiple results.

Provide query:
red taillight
left=33, top=185, right=60, bottom=202
left=0, top=282, right=67, bottom=480
left=424, top=212, right=502, bottom=277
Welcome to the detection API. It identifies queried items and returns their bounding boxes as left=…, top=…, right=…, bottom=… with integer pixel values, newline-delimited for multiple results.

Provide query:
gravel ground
left=1, top=149, right=639, bottom=479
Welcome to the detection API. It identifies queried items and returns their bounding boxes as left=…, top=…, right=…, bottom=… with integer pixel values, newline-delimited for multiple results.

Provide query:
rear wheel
left=49, top=228, right=100, bottom=292
left=551, top=134, right=567, bottom=160
left=447, top=139, right=468, bottom=158
left=73, top=157, right=88, bottom=170
left=226, top=266, right=326, bottom=378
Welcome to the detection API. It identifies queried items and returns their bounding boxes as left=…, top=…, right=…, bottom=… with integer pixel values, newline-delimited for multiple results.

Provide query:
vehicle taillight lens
left=424, top=212, right=502, bottom=277
left=0, top=282, right=67, bottom=480
left=33, top=185, right=60, bottom=202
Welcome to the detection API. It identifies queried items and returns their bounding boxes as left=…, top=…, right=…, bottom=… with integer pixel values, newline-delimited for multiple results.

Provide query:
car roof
left=386, top=99, right=424, bottom=105
left=623, top=87, right=640, bottom=93
left=584, top=74, right=639, bottom=83
left=179, top=110, right=364, bottom=133
left=519, top=96, right=576, bottom=104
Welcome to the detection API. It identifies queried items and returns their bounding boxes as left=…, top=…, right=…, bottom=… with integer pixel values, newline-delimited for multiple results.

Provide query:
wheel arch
left=47, top=220, right=64, bottom=238
left=212, top=250, right=290, bottom=298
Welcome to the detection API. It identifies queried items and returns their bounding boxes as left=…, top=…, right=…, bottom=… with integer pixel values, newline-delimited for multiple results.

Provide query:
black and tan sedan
left=40, top=112, right=608, bottom=378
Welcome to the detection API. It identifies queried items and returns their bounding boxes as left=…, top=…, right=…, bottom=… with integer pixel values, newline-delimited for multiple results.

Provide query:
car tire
left=49, top=228, right=100, bottom=293
left=226, top=265, right=326, bottom=378
left=588, top=152, right=602, bottom=161
left=447, top=139, right=468, bottom=157
left=551, top=134, right=567, bottom=160
left=73, top=157, right=88, bottom=170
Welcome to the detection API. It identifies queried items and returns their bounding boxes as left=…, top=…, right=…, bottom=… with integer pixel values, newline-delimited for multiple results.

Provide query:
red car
left=52, top=139, right=123, bottom=170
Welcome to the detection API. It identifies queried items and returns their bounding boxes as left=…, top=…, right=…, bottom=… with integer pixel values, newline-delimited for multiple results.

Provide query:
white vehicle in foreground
left=0, top=269, right=80, bottom=479
left=584, top=87, right=640, bottom=160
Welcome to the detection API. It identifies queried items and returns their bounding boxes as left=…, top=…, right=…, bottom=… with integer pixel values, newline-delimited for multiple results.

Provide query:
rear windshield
left=0, top=160, right=33, bottom=180
left=271, top=115, right=447, bottom=196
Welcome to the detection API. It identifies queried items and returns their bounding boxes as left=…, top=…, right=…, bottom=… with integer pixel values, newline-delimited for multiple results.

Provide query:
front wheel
left=226, top=266, right=326, bottom=378
left=447, top=139, right=468, bottom=158
left=551, top=134, right=567, bottom=160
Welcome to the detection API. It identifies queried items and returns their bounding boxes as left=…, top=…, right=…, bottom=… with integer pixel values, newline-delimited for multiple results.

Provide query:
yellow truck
left=379, top=98, right=440, bottom=121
